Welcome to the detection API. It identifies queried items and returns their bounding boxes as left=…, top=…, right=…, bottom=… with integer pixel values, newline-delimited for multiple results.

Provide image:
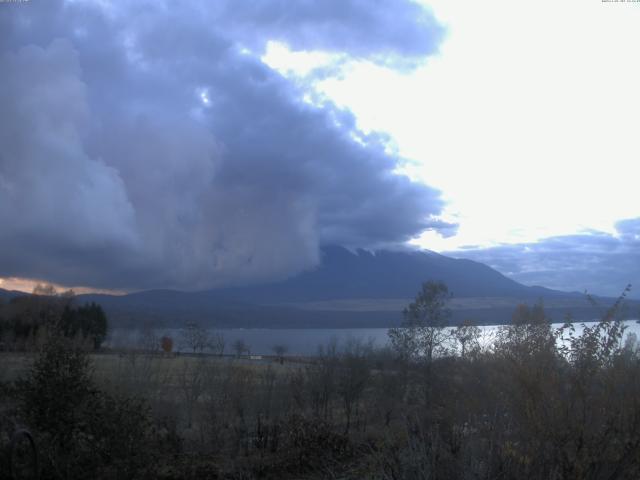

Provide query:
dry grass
left=1, top=350, right=301, bottom=394
left=0, top=352, right=34, bottom=383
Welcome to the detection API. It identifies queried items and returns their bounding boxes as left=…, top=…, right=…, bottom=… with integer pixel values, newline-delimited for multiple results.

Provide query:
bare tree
left=177, top=357, right=208, bottom=428
left=454, top=320, right=481, bottom=358
left=337, top=338, right=372, bottom=433
left=209, top=331, right=226, bottom=356
left=272, top=344, right=288, bottom=364
left=136, top=322, right=160, bottom=353
left=161, top=335, right=174, bottom=354
left=307, top=339, right=339, bottom=420
left=114, top=347, right=171, bottom=400
left=233, top=339, right=249, bottom=358
left=32, top=283, right=58, bottom=296
left=180, top=322, right=209, bottom=354
left=388, top=281, right=453, bottom=363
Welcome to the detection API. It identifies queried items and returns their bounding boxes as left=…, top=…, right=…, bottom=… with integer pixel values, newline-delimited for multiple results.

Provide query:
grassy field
left=1, top=350, right=302, bottom=387
left=0, top=352, right=34, bottom=383
left=2, top=348, right=319, bottom=476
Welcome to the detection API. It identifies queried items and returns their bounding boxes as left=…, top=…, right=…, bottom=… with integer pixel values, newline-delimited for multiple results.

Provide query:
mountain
left=202, top=246, right=563, bottom=303
left=72, top=246, right=628, bottom=328
left=0, top=288, right=25, bottom=301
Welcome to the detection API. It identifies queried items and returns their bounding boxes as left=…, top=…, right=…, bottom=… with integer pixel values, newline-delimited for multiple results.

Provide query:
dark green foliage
left=16, top=336, right=94, bottom=441
left=60, top=302, right=108, bottom=349
left=86, top=394, right=153, bottom=479
left=0, top=296, right=108, bottom=350
left=404, top=281, right=452, bottom=327
left=0, top=295, right=67, bottom=349
left=15, top=335, right=152, bottom=479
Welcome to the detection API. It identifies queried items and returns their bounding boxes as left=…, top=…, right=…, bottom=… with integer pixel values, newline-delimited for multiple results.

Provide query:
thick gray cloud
left=0, top=0, right=449, bottom=290
left=448, top=218, right=640, bottom=299
left=213, top=0, right=444, bottom=67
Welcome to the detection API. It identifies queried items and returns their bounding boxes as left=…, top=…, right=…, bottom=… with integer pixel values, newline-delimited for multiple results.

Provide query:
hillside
left=201, top=246, right=565, bottom=302
left=69, top=247, right=635, bottom=328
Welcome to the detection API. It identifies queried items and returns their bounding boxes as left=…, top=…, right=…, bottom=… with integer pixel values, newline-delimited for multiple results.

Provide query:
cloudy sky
left=0, top=0, right=638, bottom=297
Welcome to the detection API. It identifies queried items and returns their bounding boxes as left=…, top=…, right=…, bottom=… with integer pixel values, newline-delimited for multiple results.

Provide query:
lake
left=106, top=320, right=640, bottom=356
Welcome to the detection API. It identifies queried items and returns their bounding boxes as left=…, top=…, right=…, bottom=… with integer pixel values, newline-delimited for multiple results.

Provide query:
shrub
left=16, top=335, right=153, bottom=479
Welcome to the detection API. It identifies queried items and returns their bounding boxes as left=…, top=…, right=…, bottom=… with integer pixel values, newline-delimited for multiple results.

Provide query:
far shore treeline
left=0, top=286, right=107, bottom=351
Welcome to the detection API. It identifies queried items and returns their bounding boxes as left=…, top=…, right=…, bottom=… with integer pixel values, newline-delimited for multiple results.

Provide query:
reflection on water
left=106, top=320, right=640, bottom=356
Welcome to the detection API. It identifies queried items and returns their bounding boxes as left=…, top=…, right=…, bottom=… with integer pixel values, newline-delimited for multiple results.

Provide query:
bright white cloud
left=265, top=0, right=640, bottom=252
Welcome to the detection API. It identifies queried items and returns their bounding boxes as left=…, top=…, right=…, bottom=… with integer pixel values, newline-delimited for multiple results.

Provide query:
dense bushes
left=59, top=303, right=108, bottom=349
left=369, top=286, right=640, bottom=480
left=14, top=335, right=153, bottom=479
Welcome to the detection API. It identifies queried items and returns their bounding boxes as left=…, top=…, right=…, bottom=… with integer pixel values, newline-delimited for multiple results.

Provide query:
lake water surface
left=106, top=320, right=640, bottom=356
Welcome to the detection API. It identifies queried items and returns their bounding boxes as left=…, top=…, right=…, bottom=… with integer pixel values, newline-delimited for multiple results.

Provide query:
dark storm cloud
left=0, top=0, right=450, bottom=289
left=448, top=218, right=640, bottom=298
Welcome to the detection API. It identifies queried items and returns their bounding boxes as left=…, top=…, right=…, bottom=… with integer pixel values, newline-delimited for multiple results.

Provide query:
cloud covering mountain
left=0, top=0, right=452, bottom=290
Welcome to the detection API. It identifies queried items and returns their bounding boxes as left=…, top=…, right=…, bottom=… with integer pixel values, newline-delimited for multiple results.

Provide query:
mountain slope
left=0, top=288, right=25, bottom=301
left=203, top=246, right=563, bottom=303
left=73, top=247, right=605, bottom=327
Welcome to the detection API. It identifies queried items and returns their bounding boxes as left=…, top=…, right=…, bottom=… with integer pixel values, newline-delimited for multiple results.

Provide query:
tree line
left=0, top=286, right=108, bottom=351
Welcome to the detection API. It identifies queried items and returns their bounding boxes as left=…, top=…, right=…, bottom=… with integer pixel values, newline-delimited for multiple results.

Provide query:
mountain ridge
left=3, top=247, right=631, bottom=328
left=73, top=246, right=613, bottom=327
left=195, top=246, right=567, bottom=303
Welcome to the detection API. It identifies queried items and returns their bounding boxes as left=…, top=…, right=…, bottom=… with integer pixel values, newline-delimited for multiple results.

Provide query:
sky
left=0, top=0, right=638, bottom=297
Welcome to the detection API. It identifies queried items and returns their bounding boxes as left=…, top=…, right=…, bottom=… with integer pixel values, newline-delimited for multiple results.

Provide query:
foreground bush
left=15, top=335, right=153, bottom=479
